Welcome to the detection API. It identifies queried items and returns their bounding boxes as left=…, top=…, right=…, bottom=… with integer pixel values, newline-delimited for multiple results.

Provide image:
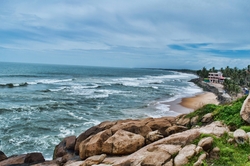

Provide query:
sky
left=0, top=0, right=250, bottom=69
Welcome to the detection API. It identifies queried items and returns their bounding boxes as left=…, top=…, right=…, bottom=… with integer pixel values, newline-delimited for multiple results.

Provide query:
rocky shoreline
left=1, top=80, right=249, bottom=166
left=189, top=78, right=232, bottom=104
left=0, top=115, right=229, bottom=166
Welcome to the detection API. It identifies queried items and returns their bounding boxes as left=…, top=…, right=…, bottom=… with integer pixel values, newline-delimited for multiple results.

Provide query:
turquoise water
left=0, top=62, right=201, bottom=159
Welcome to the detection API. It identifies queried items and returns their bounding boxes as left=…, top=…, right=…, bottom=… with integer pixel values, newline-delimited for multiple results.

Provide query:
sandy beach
left=180, top=92, right=219, bottom=110
left=166, top=92, right=219, bottom=115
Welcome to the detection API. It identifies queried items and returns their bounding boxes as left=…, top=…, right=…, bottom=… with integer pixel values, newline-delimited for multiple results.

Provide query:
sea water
left=0, top=62, right=202, bottom=159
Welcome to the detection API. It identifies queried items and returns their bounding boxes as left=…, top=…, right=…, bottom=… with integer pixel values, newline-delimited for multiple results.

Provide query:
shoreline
left=165, top=92, right=219, bottom=115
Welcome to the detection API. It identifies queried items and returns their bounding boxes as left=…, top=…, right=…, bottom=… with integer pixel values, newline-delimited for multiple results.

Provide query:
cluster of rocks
left=1, top=95, right=250, bottom=166
left=0, top=114, right=232, bottom=166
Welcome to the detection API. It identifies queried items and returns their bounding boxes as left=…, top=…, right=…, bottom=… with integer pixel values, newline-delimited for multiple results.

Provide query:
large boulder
left=141, top=148, right=172, bottom=166
left=174, top=144, right=197, bottom=166
left=79, top=129, right=112, bottom=159
left=0, top=153, right=45, bottom=166
left=110, top=119, right=152, bottom=137
left=240, top=95, right=250, bottom=123
left=102, top=129, right=145, bottom=155
left=146, top=117, right=173, bottom=136
left=53, top=135, right=76, bottom=159
left=198, top=137, right=214, bottom=152
left=199, top=121, right=229, bottom=137
left=75, top=121, right=116, bottom=154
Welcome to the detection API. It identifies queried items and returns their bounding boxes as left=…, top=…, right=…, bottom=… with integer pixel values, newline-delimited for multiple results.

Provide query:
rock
left=193, top=153, right=207, bottom=166
left=75, top=121, right=116, bottom=154
left=64, top=161, right=85, bottom=166
left=199, top=121, right=229, bottom=137
left=149, top=144, right=182, bottom=156
left=141, top=149, right=171, bottom=166
left=191, top=116, right=199, bottom=126
left=198, top=137, right=214, bottom=152
left=0, top=153, right=45, bottom=166
left=165, top=125, right=187, bottom=135
left=102, top=129, right=145, bottom=155
left=0, top=151, right=7, bottom=162
left=176, top=114, right=190, bottom=127
left=195, top=146, right=203, bottom=154
left=163, top=159, right=173, bottom=166
left=209, top=147, right=220, bottom=159
left=174, top=144, right=197, bottom=166
left=53, top=135, right=76, bottom=159
left=146, top=117, right=172, bottom=136
left=80, top=154, right=107, bottom=166
left=146, top=130, right=164, bottom=144
left=201, top=113, right=213, bottom=123
left=61, top=153, right=76, bottom=164
left=154, top=129, right=200, bottom=146
left=234, top=129, right=249, bottom=144
left=111, top=120, right=152, bottom=137
left=79, top=129, right=112, bottom=159
left=24, top=153, right=45, bottom=164
left=31, top=160, right=60, bottom=166
left=240, top=95, right=250, bottom=124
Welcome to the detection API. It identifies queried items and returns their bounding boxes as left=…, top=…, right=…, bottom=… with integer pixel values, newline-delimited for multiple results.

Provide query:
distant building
left=208, top=72, right=225, bottom=83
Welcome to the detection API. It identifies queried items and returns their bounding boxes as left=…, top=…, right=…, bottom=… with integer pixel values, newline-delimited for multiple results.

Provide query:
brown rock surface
left=176, top=114, right=190, bottom=126
left=146, top=130, right=164, bottom=144
left=146, top=117, right=173, bottom=136
left=165, top=125, right=188, bottom=135
left=0, top=153, right=45, bottom=166
left=75, top=121, right=116, bottom=154
left=174, top=144, right=197, bottom=166
left=102, top=129, right=145, bottom=155
left=79, top=129, right=112, bottom=159
left=53, top=135, right=76, bottom=159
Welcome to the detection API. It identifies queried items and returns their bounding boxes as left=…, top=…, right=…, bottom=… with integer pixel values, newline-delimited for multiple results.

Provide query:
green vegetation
left=196, top=65, right=250, bottom=96
left=185, top=96, right=250, bottom=165
left=186, top=133, right=250, bottom=166
left=185, top=96, right=247, bottom=129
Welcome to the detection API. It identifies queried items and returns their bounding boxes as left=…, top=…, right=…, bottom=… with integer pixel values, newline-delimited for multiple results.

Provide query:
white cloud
left=0, top=0, right=249, bottom=68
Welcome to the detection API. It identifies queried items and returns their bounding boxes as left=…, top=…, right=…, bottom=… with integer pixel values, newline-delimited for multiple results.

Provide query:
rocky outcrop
left=1, top=107, right=249, bottom=166
left=102, top=129, right=145, bottom=155
left=0, top=153, right=45, bottom=166
left=79, top=129, right=112, bottom=159
left=240, top=94, right=250, bottom=123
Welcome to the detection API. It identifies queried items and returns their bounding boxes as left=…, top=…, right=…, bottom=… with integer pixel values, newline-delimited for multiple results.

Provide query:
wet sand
left=167, top=92, right=219, bottom=114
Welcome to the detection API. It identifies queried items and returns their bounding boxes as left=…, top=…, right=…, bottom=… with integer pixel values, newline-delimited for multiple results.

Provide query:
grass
left=186, top=133, right=250, bottom=166
left=184, top=96, right=250, bottom=165
left=185, top=96, right=247, bottom=129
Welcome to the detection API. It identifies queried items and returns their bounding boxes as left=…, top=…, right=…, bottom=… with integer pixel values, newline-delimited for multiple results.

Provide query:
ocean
left=0, top=62, right=202, bottom=159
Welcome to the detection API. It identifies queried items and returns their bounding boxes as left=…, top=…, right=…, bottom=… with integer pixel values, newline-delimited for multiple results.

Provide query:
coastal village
left=1, top=66, right=250, bottom=165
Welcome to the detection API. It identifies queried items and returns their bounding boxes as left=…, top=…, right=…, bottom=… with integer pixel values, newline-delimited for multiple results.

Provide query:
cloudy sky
left=0, top=0, right=250, bottom=69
